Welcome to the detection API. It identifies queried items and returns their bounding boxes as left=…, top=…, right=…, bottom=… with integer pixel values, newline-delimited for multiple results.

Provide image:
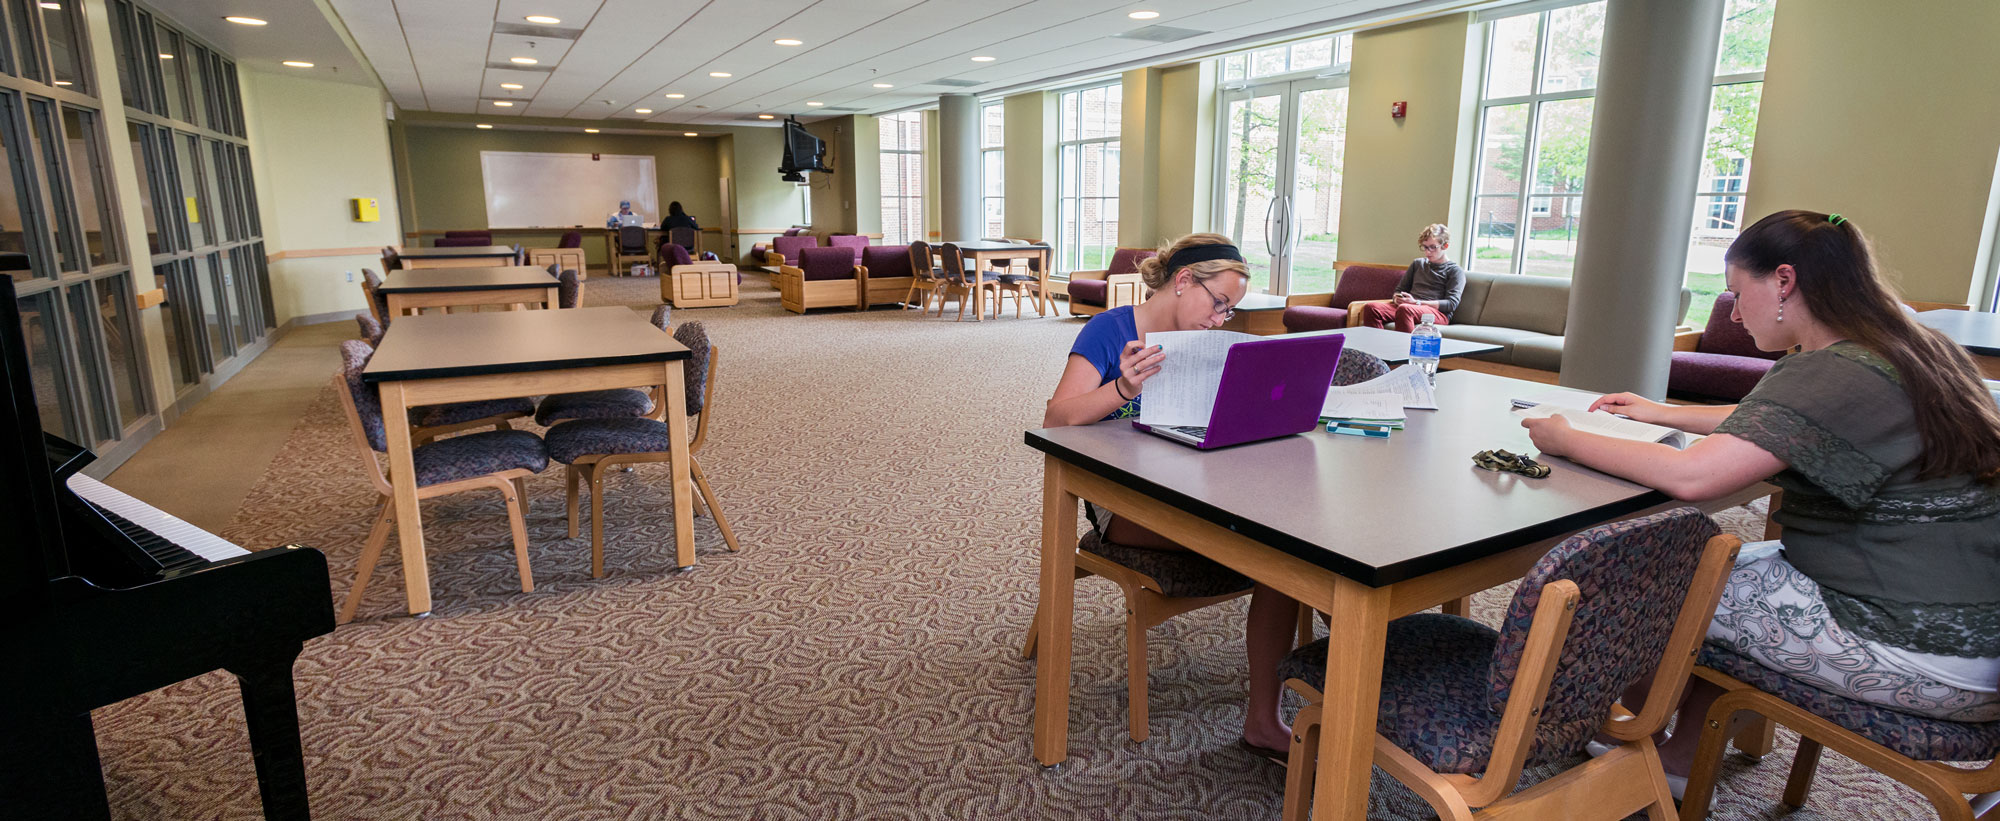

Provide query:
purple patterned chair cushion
left=338, top=340, right=390, bottom=452
left=411, top=429, right=549, bottom=486
left=1698, top=643, right=2000, bottom=762
left=412, top=397, right=534, bottom=428
left=558, top=269, right=581, bottom=309
left=1081, top=531, right=1253, bottom=599
left=649, top=304, right=672, bottom=330
left=773, top=235, right=819, bottom=264
left=1282, top=614, right=1508, bottom=774
left=535, top=389, right=654, bottom=426
left=862, top=245, right=913, bottom=278
left=797, top=246, right=858, bottom=282
left=1333, top=349, right=1390, bottom=387
left=544, top=417, right=677, bottom=464
left=559, top=231, right=582, bottom=248
left=828, top=235, right=869, bottom=263
left=1697, top=292, right=1782, bottom=360
left=1105, top=247, right=1156, bottom=276
left=1283, top=305, right=1348, bottom=332
left=1068, top=279, right=1109, bottom=307
left=1668, top=352, right=1774, bottom=403
left=1329, top=265, right=1405, bottom=308
left=660, top=243, right=694, bottom=268
left=434, top=236, right=488, bottom=248
left=354, top=313, right=384, bottom=346
left=674, top=321, right=711, bottom=415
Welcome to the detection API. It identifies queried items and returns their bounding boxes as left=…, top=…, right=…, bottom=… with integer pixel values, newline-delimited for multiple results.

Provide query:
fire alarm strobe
left=1391, top=101, right=1408, bottom=118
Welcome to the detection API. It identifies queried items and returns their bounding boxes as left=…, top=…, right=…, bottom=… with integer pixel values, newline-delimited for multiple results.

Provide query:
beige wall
left=1117, top=68, right=1164, bottom=248
left=1001, top=92, right=1056, bottom=243
left=1153, top=63, right=1215, bottom=243
left=1745, top=0, right=2000, bottom=304
left=242, top=68, right=403, bottom=326
left=802, top=115, right=880, bottom=236
left=725, top=127, right=813, bottom=260
left=1336, top=13, right=1477, bottom=268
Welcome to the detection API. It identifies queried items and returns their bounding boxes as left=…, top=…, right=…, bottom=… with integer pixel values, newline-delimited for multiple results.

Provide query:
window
left=878, top=111, right=922, bottom=246
left=1056, top=82, right=1120, bottom=274
left=980, top=102, right=1003, bottom=239
left=1683, top=0, right=1775, bottom=327
left=1221, top=35, right=1351, bottom=82
left=1466, top=3, right=1605, bottom=279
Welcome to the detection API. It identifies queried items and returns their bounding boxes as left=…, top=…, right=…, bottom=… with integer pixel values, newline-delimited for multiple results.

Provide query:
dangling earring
left=1777, top=296, right=1785, bottom=322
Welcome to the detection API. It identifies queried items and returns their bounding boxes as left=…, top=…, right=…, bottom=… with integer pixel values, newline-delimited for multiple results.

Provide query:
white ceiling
left=142, top=0, right=379, bottom=87
left=311, top=0, right=1436, bottom=126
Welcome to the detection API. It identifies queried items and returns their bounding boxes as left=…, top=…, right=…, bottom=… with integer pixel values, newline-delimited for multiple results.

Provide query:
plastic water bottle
left=1410, top=313, right=1442, bottom=383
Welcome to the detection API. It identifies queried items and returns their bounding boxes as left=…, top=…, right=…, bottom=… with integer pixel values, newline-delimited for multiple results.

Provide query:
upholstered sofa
left=777, top=246, right=862, bottom=313
left=857, top=245, right=914, bottom=309
left=765, top=234, right=821, bottom=268
left=827, top=235, right=870, bottom=264
left=751, top=226, right=810, bottom=266
left=1436, top=271, right=1692, bottom=375
left=1668, top=292, right=1781, bottom=402
left=1067, top=247, right=1155, bottom=317
left=1281, top=263, right=1407, bottom=331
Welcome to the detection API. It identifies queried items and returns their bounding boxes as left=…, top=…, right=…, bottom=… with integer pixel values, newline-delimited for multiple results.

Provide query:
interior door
left=1216, top=77, right=1349, bottom=295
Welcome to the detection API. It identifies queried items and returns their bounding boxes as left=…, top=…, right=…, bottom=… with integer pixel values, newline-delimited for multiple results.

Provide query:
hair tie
left=1827, top=213, right=1845, bottom=226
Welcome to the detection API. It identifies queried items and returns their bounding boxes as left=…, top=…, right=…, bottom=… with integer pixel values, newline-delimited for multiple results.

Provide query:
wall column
left=938, top=94, right=980, bottom=241
left=1560, top=0, right=1724, bottom=396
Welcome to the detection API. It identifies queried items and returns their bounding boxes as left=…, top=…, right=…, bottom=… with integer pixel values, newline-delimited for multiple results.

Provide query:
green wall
left=1002, top=92, right=1056, bottom=243
left=400, top=126, right=721, bottom=237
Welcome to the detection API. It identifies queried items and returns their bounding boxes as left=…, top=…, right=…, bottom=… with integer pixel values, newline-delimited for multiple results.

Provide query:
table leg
left=547, top=286, right=560, bottom=310
left=1033, top=456, right=1079, bottom=766
left=386, top=293, right=406, bottom=318
left=377, top=382, right=433, bottom=615
left=663, top=361, right=695, bottom=568
left=1311, top=575, right=1391, bottom=821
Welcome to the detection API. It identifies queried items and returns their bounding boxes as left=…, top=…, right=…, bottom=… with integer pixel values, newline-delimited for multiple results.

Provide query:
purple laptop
left=1133, top=333, right=1346, bottom=449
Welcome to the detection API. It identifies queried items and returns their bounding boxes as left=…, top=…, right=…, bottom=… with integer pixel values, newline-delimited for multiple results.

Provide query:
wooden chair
left=1279, top=507, right=1740, bottom=821
left=526, top=246, right=587, bottom=280
left=379, top=247, right=401, bottom=272
left=614, top=225, right=651, bottom=276
left=904, top=241, right=945, bottom=314
left=939, top=243, right=1002, bottom=321
left=993, top=241, right=1048, bottom=318
left=535, top=305, right=670, bottom=427
left=548, top=320, right=740, bottom=577
left=360, top=268, right=388, bottom=324
left=556, top=268, right=583, bottom=309
left=1680, top=651, right=2000, bottom=820
left=331, top=340, right=549, bottom=623
left=1067, top=247, right=1154, bottom=317
left=777, top=246, right=865, bottom=314
left=667, top=226, right=700, bottom=257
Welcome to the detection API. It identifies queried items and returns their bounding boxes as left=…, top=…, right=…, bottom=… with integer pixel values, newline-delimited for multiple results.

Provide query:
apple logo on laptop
left=1270, top=381, right=1285, bottom=402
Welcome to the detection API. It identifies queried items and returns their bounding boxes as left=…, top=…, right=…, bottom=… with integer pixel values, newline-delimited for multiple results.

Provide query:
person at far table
left=661, top=201, right=699, bottom=234
left=606, top=200, right=640, bottom=228
left=1520, top=210, right=2000, bottom=787
left=1043, top=232, right=1301, bottom=762
left=1362, top=222, right=1464, bottom=332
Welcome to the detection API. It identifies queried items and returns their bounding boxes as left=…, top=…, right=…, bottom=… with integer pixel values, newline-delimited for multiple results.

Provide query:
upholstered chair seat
left=1698, top=644, right=2000, bottom=761
left=412, top=397, right=535, bottom=428
left=1068, top=278, right=1109, bottom=307
left=1333, top=348, right=1391, bottom=386
left=1080, top=532, right=1252, bottom=598
left=1669, top=292, right=1781, bottom=402
left=411, top=430, right=549, bottom=487
left=535, top=305, right=671, bottom=425
left=545, top=416, right=677, bottom=463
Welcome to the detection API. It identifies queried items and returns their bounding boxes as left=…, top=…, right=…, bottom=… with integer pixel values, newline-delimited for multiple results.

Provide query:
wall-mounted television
left=779, top=117, right=830, bottom=182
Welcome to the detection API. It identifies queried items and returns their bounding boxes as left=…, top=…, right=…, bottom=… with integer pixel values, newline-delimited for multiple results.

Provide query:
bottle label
left=1410, top=335, right=1441, bottom=359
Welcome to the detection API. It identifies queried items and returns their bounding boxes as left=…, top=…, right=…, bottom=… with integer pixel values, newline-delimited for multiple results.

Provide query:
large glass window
left=1056, top=82, right=1120, bottom=274
left=40, top=0, right=84, bottom=91
left=1213, top=34, right=1352, bottom=294
left=64, top=107, right=117, bottom=266
left=1221, top=35, right=1352, bottom=83
left=980, top=102, right=1003, bottom=239
left=1683, top=0, right=1775, bottom=326
left=878, top=111, right=922, bottom=246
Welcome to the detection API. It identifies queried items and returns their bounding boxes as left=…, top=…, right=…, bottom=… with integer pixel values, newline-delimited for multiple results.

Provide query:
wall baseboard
left=282, top=308, right=365, bottom=329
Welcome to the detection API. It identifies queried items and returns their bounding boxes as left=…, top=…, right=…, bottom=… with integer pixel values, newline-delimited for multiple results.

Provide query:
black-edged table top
left=944, top=240, right=1052, bottom=252
left=1283, top=325, right=1501, bottom=365
left=377, top=266, right=558, bottom=293
left=1024, top=369, right=1664, bottom=586
left=364, top=306, right=688, bottom=383
left=1917, top=309, right=2000, bottom=357
left=397, top=245, right=519, bottom=259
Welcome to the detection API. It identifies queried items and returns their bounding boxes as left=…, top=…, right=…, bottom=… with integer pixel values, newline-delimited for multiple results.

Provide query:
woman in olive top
left=1521, top=210, right=2000, bottom=781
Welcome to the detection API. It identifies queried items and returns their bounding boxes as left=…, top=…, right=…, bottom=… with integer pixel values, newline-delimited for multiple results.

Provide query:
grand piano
left=0, top=263, right=335, bottom=819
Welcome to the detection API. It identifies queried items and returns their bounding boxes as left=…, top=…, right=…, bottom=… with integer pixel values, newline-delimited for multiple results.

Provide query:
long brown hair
left=1726, top=210, right=2000, bottom=482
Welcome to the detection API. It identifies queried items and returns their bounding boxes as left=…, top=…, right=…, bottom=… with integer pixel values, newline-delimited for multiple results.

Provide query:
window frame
left=878, top=110, right=923, bottom=246
left=1054, top=80, right=1121, bottom=277
left=978, top=101, right=1003, bottom=240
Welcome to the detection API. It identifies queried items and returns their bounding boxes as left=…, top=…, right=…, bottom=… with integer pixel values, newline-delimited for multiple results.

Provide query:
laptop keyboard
left=1168, top=425, right=1208, bottom=438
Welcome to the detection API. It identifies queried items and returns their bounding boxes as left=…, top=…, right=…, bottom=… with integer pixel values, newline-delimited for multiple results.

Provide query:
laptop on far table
left=1134, top=334, right=1346, bottom=450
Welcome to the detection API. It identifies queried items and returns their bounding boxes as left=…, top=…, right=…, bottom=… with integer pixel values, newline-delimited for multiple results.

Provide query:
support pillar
left=939, top=94, right=980, bottom=242
left=1560, top=0, right=1726, bottom=396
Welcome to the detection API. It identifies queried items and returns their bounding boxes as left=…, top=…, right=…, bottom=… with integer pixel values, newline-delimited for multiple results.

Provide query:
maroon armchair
left=827, top=235, right=870, bottom=264
left=778, top=246, right=862, bottom=313
left=766, top=234, right=821, bottom=268
left=1067, top=247, right=1156, bottom=317
left=434, top=236, right=490, bottom=248
left=558, top=231, right=583, bottom=249
left=443, top=230, right=493, bottom=243
left=1282, top=264, right=1406, bottom=332
left=1667, top=292, right=1782, bottom=402
left=858, top=244, right=914, bottom=308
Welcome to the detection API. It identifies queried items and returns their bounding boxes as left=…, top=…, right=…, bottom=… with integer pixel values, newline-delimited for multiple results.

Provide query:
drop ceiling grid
left=335, top=0, right=427, bottom=107
left=554, top=0, right=821, bottom=120
left=391, top=0, right=506, bottom=113
left=522, top=0, right=696, bottom=118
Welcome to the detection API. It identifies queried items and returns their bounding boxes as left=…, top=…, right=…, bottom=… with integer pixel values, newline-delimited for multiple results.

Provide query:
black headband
left=1163, top=243, right=1244, bottom=273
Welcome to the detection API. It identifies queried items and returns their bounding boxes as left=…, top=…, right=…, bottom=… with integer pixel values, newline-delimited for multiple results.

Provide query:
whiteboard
left=480, top=151, right=659, bottom=228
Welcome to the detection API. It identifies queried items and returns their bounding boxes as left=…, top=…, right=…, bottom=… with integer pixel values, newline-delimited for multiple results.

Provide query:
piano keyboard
left=67, top=474, right=250, bottom=564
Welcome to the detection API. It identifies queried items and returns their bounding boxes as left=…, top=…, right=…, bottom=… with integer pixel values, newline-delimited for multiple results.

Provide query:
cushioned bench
left=1437, top=271, right=1691, bottom=377
left=1282, top=263, right=1406, bottom=331
left=1067, top=247, right=1154, bottom=317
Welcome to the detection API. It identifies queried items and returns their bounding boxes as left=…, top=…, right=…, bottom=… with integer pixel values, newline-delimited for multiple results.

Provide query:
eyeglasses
left=1419, top=243, right=1444, bottom=252
left=1195, top=278, right=1236, bottom=321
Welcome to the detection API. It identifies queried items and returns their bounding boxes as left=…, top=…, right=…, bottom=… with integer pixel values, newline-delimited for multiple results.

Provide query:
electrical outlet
left=345, top=270, right=354, bottom=282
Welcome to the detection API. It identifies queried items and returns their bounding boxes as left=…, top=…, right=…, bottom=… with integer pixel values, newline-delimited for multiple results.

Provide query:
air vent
left=493, top=23, right=580, bottom=39
left=928, top=78, right=982, bottom=87
left=821, top=107, right=859, bottom=112
left=486, top=61, right=554, bottom=73
left=1113, top=24, right=1209, bottom=43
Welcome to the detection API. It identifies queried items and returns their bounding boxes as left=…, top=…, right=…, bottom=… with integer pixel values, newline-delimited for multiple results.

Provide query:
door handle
left=1263, top=197, right=1281, bottom=257
left=1286, top=194, right=1303, bottom=256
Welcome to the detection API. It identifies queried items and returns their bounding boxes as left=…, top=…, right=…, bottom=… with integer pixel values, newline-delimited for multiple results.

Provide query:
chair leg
left=512, top=476, right=528, bottom=516
left=1441, top=596, right=1472, bottom=617
left=1282, top=702, right=1321, bottom=821
left=499, top=480, right=534, bottom=593
left=1781, top=737, right=1823, bottom=809
left=589, top=461, right=609, bottom=578
left=691, top=457, right=740, bottom=552
left=337, top=503, right=395, bottom=624
left=1638, top=739, right=1683, bottom=821
left=1295, top=604, right=1315, bottom=647
left=1021, top=602, right=1041, bottom=659
left=1680, top=696, right=1748, bottom=821
left=1733, top=716, right=1775, bottom=760
left=565, top=465, right=581, bottom=539
left=1125, top=604, right=1150, bottom=742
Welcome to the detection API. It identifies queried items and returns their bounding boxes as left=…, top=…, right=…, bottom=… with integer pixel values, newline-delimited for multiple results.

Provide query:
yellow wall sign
left=185, top=196, right=198, bottom=223
left=351, top=197, right=380, bottom=222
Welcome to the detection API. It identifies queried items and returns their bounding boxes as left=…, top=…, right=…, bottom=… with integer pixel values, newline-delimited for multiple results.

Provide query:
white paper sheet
left=1319, top=391, right=1406, bottom=421
left=1510, top=388, right=1601, bottom=410
left=1137, top=329, right=1261, bottom=427
left=1337, top=364, right=1439, bottom=410
left=1512, top=405, right=1691, bottom=449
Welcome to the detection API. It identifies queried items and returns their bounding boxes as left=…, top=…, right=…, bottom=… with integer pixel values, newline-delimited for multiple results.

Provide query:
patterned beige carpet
left=91, top=274, right=1946, bottom=819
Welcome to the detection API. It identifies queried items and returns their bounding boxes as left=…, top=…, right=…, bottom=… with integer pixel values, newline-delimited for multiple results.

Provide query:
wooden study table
left=1916, top=308, right=2000, bottom=379
left=1023, top=369, right=1771, bottom=820
left=396, top=245, right=521, bottom=269
left=944, top=240, right=1053, bottom=319
left=362, top=307, right=694, bottom=615
left=1219, top=292, right=1290, bottom=334
left=377, top=266, right=560, bottom=317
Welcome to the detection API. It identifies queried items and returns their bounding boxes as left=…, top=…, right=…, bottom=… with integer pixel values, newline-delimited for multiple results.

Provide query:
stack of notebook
left=1320, top=392, right=1405, bottom=438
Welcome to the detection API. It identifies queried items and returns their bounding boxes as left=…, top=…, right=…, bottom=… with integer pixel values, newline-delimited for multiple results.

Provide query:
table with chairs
left=904, top=240, right=1052, bottom=321
left=374, top=265, right=562, bottom=317
left=394, top=245, right=523, bottom=269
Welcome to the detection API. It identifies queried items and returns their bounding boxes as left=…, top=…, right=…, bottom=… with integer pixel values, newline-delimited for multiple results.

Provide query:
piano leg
left=230, top=652, right=313, bottom=821
left=1, top=710, right=112, bottom=820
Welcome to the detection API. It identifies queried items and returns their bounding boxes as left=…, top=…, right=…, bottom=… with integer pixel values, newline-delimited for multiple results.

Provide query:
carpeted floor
left=92, top=273, right=1945, bottom=819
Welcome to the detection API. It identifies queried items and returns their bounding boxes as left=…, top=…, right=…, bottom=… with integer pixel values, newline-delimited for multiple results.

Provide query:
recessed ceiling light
left=773, top=38, right=802, bottom=46
left=708, top=71, right=731, bottom=78
left=158, top=53, right=173, bottom=59
left=510, top=57, right=538, bottom=65
left=873, top=83, right=893, bottom=88
left=53, top=80, right=70, bottom=86
left=492, top=100, right=513, bottom=106
left=664, top=93, right=685, bottom=98
left=806, top=101, right=824, bottom=106
left=38, top=2, right=58, bottom=8
left=524, top=15, right=560, bottom=24
left=476, top=124, right=493, bottom=129
left=634, top=108, right=653, bottom=114
left=282, top=61, right=314, bottom=68
left=223, top=16, right=265, bottom=25
left=683, top=132, right=698, bottom=137
left=757, top=114, right=775, bottom=119
left=971, top=55, right=996, bottom=62
left=1128, top=10, right=1160, bottom=19
left=584, top=128, right=599, bottom=133
left=499, top=82, right=523, bottom=90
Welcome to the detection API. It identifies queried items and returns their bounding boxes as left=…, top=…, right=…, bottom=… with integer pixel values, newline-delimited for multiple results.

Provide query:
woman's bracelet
left=1113, top=379, right=1135, bottom=401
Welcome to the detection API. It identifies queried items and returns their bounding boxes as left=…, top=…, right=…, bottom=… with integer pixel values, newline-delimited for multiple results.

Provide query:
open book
left=1512, top=405, right=1693, bottom=449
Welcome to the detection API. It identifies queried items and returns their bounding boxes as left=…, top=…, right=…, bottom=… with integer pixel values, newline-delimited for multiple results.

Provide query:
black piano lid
left=0, top=252, right=28, bottom=273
